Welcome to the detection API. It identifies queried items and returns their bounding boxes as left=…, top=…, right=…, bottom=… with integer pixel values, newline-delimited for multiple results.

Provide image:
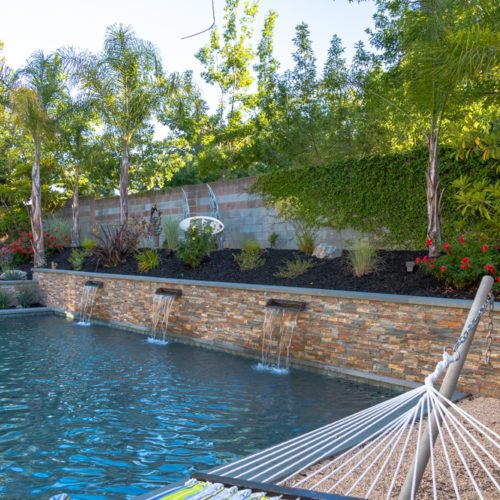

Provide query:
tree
left=366, top=0, right=499, bottom=256
left=71, top=24, right=164, bottom=222
left=195, top=0, right=259, bottom=178
left=9, top=51, right=63, bottom=266
left=56, top=95, right=98, bottom=246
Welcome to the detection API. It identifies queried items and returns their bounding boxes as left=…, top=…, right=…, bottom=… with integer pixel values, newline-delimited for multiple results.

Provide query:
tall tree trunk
left=31, top=135, right=45, bottom=267
left=71, top=162, right=80, bottom=247
left=426, top=123, right=442, bottom=258
left=119, top=139, right=129, bottom=223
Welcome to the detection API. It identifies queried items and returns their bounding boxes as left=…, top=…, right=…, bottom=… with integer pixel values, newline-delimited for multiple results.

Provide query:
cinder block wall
left=34, top=270, right=500, bottom=398
left=57, top=177, right=358, bottom=249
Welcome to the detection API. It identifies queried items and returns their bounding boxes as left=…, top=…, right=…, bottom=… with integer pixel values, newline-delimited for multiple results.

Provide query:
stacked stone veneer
left=34, top=270, right=500, bottom=398
left=57, top=177, right=357, bottom=249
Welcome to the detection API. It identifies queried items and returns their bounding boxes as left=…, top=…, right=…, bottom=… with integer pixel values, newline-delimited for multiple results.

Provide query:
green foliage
left=1, top=269, right=25, bottom=280
left=162, top=216, right=181, bottom=250
left=275, top=255, right=317, bottom=279
left=417, top=236, right=500, bottom=292
left=176, top=222, right=217, bottom=268
left=92, top=219, right=150, bottom=268
left=17, top=286, right=39, bottom=307
left=68, top=248, right=89, bottom=271
left=136, top=248, right=161, bottom=272
left=82, top=238, right=96, bottom=250
left=253, top=148, right=496, bottom=248
left=348, top=238, right=379, bottom=277
left=269, top=232, right=279, bottom=249
left=234, top=241, right=265, bottom=271
left=0, top=288, right=11, bottom=308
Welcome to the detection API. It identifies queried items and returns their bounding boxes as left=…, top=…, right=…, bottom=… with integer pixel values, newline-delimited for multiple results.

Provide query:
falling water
left=259, top=305, right=301, bottom=373
left=77, top=282, right=102, bottom=326
left=150, top=293, right=176, bottom=343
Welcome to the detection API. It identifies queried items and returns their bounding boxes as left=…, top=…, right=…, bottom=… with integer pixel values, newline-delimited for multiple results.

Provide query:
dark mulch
left=22, top=247, right=479, bottom=300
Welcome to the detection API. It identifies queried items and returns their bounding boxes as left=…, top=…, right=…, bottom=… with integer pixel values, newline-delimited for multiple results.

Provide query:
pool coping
left=33, top=268, right=500, bottom=310
left=0, top=306, right=52, bottom=316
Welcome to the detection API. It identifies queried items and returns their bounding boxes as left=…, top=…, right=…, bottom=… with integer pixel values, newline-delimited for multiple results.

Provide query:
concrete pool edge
left=0, top=306, right=52, bottom=317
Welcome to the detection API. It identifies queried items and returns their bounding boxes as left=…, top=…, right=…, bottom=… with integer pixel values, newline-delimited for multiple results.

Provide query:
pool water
left=0, top=315, right=402, bottom=499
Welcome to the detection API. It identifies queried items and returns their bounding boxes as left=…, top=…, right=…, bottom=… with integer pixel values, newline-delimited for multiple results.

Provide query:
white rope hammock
left=212, top=278, right=498, bottom=499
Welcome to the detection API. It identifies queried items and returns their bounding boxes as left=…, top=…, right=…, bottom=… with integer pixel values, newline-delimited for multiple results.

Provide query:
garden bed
left=23, top=248, right=481, bottom=300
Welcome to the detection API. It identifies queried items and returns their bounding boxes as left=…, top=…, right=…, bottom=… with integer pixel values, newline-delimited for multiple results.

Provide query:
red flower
left=440, top=266, right=445, bottom=272
left=462, top=257, right=469, bottom=264
left=58, top=243, right=62, bottom=249
left=415, top=257, right=420, bottom=263
left=461, top=264, right=466, bottom=269
left=497, top=277, right=500, bottom=282
left=430, top=258, right=434, bottom=263
left=460, top=235, right=465, bottom=243
left=430, top=264, right=434, bottom=269
left=426, top=239, right=432, bottom=246
left=444, top=243, right=449, bottom=250
left=63, top=235, right=68, bottom=239
left=423, top=256, right=428, bottom=263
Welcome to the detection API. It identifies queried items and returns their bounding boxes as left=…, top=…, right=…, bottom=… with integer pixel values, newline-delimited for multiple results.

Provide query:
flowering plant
left=417, top=236, right=500, bottom=291
left=0, top=231, right=67, bottom=267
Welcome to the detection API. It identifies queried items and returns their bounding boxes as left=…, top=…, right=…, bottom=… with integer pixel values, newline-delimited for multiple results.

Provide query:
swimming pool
left=0, top=315, right=402, bottom=499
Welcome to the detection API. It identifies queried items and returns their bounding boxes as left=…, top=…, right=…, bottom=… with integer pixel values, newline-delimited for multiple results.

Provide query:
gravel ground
left=286, top=395, right=500, bottom=499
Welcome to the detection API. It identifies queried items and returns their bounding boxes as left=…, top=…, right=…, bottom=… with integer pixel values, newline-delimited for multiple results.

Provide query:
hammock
left=209, top=276, right=498, bottom=500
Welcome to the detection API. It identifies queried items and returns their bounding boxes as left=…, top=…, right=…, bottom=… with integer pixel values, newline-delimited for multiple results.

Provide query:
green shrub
left=417, top=236, right=500, bottom=291
left=269, top=232, right=279, bottom=249
left=234, top=241, right=265, bottom=271
left=68, top=248, right=89, bottom=271
left=82, top=238, right=97, bottom=250
left=17, top=287, right=38, bottom=308
left=162, top=216, right=181, bottom=250
left=136, top=248, right=161, bottom=272
left=0, top=289, right=11, bottom=309
left=176, top=222, right=217, bottom=268
left=348, top=238, right=379, bottom=277
left=1, top=270, right=25, bottom=280
left=274, top=255, right=317, bottom=278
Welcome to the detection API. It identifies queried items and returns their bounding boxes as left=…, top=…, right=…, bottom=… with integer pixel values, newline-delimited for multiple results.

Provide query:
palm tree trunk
left=119, top=139, right=129, bottom=223
left=426, top=123, right=442, bottom=258
left=71, top=162, right=80, bottom=247
left=31, top=135, right=45, bottom=267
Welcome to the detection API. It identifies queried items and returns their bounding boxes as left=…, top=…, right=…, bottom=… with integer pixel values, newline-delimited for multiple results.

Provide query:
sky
left=0, top=0, right=376, bottom=110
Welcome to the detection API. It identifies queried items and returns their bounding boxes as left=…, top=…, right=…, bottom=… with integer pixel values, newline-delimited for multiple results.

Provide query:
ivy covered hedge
left=252, top=148, right=496, bottom=248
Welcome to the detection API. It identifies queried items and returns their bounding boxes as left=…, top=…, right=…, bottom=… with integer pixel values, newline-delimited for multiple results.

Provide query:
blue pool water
left=0, top=315, right=402, bottom=499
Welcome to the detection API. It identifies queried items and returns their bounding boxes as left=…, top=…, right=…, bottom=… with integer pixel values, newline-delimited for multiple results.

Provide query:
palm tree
left=10, top=51, right=62, bottom=266
left=72, top=24, right=164, bottom=223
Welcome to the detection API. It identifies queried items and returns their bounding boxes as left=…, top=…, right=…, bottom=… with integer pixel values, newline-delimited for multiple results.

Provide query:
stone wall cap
left=33, top=268, right=499, bottom=310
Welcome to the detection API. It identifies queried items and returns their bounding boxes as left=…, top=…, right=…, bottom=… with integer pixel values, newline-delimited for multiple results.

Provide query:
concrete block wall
left=57, top=177, right=358, bottom=249
left=34, top=269, right=500, bottom=398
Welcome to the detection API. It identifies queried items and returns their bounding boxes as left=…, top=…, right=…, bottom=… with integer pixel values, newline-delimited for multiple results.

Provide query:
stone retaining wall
left=34, top=269, right=500, bottom=397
